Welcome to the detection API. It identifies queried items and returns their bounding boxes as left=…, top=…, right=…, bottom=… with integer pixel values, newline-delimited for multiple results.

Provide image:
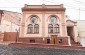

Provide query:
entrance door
left=51, top=35, right=57, bottom=44
left=67, top=27, right=75, bottom=44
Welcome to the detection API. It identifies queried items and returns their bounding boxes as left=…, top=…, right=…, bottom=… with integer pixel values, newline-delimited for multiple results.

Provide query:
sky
left=0, top=0, right=85, bottom=20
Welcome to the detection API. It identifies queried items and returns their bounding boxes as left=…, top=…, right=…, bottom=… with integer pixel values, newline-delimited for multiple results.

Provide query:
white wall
left=77, top=20, right=85, bottom=33
left=0, top=11, right=21, bottom=33
left=77, top=20, right=85, bottom=46
left=0, top=20, right=19, bottom=32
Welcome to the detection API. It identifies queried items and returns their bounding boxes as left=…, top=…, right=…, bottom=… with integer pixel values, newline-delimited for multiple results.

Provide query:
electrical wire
left=44, top=0, right=85, bottom=11
left=71, top=0, right=85, bottom=5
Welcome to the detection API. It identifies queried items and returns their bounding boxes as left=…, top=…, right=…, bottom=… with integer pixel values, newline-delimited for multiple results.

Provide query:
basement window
left=58, top=39, right=62, bottom=43
left=47, top=39, right=50, bottom=44
left=30, top=39, right=35, bottom=43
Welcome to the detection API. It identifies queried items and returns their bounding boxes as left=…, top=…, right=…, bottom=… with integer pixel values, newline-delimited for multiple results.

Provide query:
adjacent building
left=0, top=10, right=21, bottom=41
left=77, top=20, right=85, bottom=46
left=0, top=10, right=21, bottom=32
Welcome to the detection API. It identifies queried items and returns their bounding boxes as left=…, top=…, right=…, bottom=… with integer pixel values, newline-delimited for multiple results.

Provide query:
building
left=19, top=4, right=79, bottom=45
left=77, top=20, right=85, bottom=46
left=0, top=10, right=21, bottom=41
left=0, top=10, right=21, bottom=32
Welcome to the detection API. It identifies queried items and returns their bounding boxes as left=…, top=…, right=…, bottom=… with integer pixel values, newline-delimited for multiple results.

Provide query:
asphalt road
left=0, top=44, right=85, bottom=55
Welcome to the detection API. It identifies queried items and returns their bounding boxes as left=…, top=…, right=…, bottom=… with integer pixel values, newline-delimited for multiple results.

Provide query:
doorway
left=67, top=27, right=75, bottom=44
left=51, top=35, right=57, bottom=44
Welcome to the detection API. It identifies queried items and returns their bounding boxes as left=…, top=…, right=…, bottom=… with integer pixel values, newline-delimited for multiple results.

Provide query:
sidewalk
left=0, top=41, right=16, bottom=45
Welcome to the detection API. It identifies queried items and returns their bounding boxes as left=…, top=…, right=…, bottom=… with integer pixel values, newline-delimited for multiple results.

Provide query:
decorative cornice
left=22, top=4, right=66, bottom=11
left=22, top=8, right=65, bottom=11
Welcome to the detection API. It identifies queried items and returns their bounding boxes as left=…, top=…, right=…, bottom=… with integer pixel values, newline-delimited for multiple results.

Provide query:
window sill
left=27, top=33, right=39, bottom=34
left=48, top=32, right=59, bottom=34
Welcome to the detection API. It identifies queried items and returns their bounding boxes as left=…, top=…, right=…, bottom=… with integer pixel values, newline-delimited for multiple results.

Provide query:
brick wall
left=4, top=32, right=18, bottom=41
left=18, top=37, right=68, bottom=45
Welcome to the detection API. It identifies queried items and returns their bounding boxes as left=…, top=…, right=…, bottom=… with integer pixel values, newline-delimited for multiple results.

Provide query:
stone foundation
left=18, top=37, right=69, bottom=45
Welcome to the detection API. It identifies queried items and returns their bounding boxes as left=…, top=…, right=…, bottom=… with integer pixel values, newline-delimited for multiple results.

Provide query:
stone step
left=9, top=43, right=85, bottom=49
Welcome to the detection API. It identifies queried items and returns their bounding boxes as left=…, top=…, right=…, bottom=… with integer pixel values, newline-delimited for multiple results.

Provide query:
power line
left=44, top=0, right=85, bottom=11
left=44, top=0, right=59, bottom=4
left=0, top=7, right=21, bottom=8
left=44, top=0, right=85, bottom=20
left=0, top=0, right=22, bottom=8
left=3, top=0, right=21, bottom=6
left=72, top=0, right=85, bottom=5
left=0, top=0, right=84, bottom=10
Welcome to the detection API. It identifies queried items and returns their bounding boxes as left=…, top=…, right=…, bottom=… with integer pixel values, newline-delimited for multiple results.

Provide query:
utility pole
left=79, top=8, right=80, bottom=20
left=43, top=0, right=45, bottom=4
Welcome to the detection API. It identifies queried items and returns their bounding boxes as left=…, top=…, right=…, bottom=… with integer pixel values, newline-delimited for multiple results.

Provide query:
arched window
left=50, top=16, right=57, bottom=24
left=31, top=16, right=38, bottom=24
left=27, top=15, right=39, bottom=34
left=54, top=24, right=59, bottom=33
left=48, top=24, right=53, bottom=33
left=27, top=24, right=33, bottom=33
left=34, top=24, right=39, bottom=33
